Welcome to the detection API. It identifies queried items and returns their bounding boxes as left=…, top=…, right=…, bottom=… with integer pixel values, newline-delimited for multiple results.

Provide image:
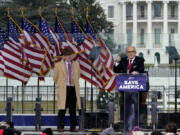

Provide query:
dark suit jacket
left=113, top=56, right=148, bottom=104
left=113, top=56, right=145, bottom=74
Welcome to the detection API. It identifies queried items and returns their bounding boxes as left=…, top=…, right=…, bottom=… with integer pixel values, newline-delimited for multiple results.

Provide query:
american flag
left=72, top=16, right=96, bottom=56
left=2, top=16, right=32, bottom=84
left=21, top=16, right=54, bottom=76
left=86, top=17, right=116, bottom=91
left=71, top=16, right=106, bottom=89
left=71, top=19, right=86, bottom=46
left=8, top=16, right=21, bottom=42
left=0, top=28, right=8, bottom=72
left=39, top=17, right=61, bottom=61
left=19, top=31, right=47, bottom=75
left=55, top=16, right=84, bottom=55
left=39, top=17, right=53, bottom=45
left=55, top=16, right=67, bottom=42
left=55, top=16, right=75, bottom=49
left=86, top=17, right=114, bottom=69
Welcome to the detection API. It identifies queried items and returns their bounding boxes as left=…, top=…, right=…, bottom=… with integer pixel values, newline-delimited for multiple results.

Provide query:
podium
left=116, top=73, right=148, bottom=131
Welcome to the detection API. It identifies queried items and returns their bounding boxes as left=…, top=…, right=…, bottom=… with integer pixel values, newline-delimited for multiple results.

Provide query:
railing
left=152, top=15, right=163, bottom=20
left=168, top=15, right=178, bottom=20
left=137, top=15, right=147, bottom=20
left=167, top=86, right=180, bottom=112
left=126, top=15, right=178, bottom=20
left=0, top=86, right=100, bottom=114
left=122, top=33, right=177, bottom=50
left=1, top=83, right=180, bottom=126
left=126, top=16, right=133, bottom=20
left=147, top=86, right=166, bottom=113
left=145, top=67, right=180, bottom=77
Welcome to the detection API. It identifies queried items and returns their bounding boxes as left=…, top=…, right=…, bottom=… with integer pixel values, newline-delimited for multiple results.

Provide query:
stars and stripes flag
left=39, top=16, right=61, bottom=62
left=20, top=16, right=54, bottom=76
left=72, top=16, right=95, bottom=56
left=1, top=15, right=32, bottom=84
left=71, top=16, right=107, bottom=89
left=55, top=16, right=74, bottom=50
left=86, top=16, right=116, bottom=91
left=55, top=15, right=84, bottom=56
left=0, top=28, right=8, bottom=72
left=19, top=32, right=48, bottom=76
left=55, top=16, right=73, bottom=43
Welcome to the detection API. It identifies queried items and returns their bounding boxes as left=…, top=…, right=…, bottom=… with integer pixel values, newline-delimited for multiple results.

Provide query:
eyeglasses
left=127, top=51, right=135, bottom=53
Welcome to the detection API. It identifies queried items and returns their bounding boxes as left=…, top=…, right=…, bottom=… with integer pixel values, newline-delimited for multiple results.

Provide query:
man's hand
left=116, top=55, right=121, bottom=63
left=131, top=71, right=139, bottom=75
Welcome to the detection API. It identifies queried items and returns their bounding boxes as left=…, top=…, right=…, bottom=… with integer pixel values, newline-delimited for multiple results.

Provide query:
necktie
left=129, top=59, right=132, bottom=72
left=68, top=63, right=71, bottom=85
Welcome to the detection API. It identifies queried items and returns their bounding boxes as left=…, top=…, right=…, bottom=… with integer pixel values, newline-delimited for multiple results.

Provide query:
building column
left=132, top=1, right=137, bottom=47
left=163, top=1, right=169, bottom=48
left=147, top=0, right=152, bottom=49
left=178, top=1, right=180, bottom=33
left=163, top=1, right=168, bottom=34
left=122, top=2, right=127, bottom=45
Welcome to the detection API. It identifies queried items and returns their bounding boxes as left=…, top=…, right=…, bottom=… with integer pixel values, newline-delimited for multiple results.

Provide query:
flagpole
left=38, top=7, right=43, bottom=17
left=37, top=7, right=43, bottom=98
left=87, top=40, right=95, bottom=113
left=54, top=7, right=59, bottom=17
left=19, top=7, right=26, bottom=114
left=53, top=7, right=59, bottom=114
left=19, top=7, right=25, bottom=17
left=84, top=7, right=88, bottom=112
left=86, top=7, right=94, bottom=112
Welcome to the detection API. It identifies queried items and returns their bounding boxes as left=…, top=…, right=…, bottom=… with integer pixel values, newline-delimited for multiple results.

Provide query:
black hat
left=62, top=48, right=74, bottom=56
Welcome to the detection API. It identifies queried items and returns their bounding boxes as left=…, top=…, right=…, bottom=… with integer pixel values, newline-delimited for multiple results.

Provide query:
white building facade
left=97, top=0, right=180, bottom=64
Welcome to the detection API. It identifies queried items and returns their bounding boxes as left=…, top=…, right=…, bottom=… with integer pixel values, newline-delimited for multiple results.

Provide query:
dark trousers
left=120, top=91, right=147, bottom=120
left=124, top=92, right=139, bottom=131
left=120, top=91, right=147, bottom=104
left=58, top=86, right=77, bottom=129
left=120, top=92, right=147, bottom=131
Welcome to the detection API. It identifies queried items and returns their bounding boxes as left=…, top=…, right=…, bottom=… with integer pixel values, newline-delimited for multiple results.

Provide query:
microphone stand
left=174, top=58, right=178, bottom=113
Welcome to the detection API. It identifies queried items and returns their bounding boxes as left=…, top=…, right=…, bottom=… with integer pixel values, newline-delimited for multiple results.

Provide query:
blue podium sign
left=116, top=74, right=147, bottom=92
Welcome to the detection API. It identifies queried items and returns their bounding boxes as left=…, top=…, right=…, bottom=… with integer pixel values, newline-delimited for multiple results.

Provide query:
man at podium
left=113, top=46, right=147, bottom=131
left=114, top=46, right=146, bottom=103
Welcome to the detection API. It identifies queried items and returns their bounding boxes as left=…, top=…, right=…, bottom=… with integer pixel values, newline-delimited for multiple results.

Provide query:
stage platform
left=0, top=114, right=167, bottom=134
left=18, top=130, right=168, bottom=135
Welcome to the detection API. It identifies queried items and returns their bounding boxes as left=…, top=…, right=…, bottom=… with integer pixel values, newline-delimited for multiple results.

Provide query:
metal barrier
left=1, top=85, right=180, bottom=129
left=6, top=97, right=13, bottom=123
left=108, top=101, right=114, bottom=127
left=79, top=97, right=85, bottom=131
left=34, top=97, right=43, bottom=131
left=151, top=96, right=158, bottom=130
